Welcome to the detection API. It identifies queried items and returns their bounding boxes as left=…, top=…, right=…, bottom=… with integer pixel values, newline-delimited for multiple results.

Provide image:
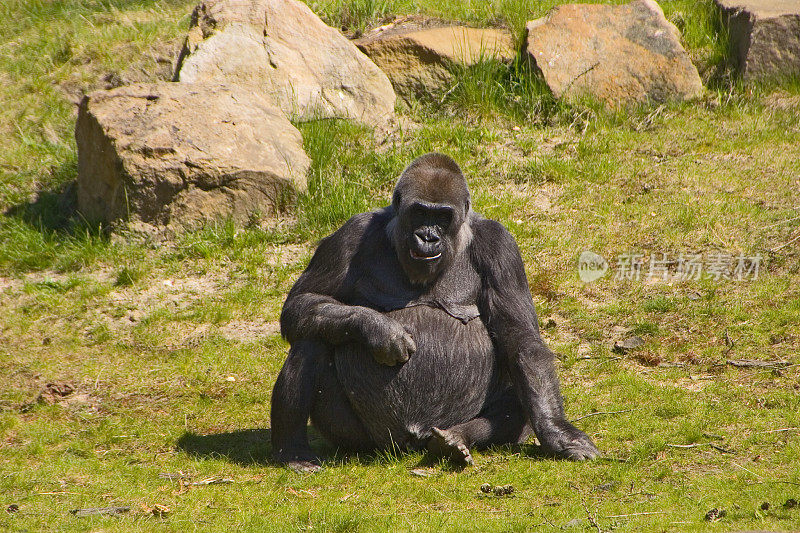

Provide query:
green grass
left=2, top=0, right=800, bottom=531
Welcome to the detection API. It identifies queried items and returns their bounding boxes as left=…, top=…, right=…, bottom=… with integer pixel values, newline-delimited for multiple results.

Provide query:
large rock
left=174, top=0, right=396, bottom=126
left=715, top=0, right=800, bottom=80
left=523, top=0, right=703, bottom=107
left=355, top=18, right=515, bottom=102
left=76, top=82, right=310, bottom=232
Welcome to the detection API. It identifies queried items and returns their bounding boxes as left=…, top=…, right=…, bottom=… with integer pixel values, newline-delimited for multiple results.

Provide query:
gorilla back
left=271, top=152, right=600, bottom=472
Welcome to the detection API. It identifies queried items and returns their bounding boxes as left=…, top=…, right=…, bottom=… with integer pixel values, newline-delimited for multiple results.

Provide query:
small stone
left=613, top=336, right=645, bottom=353
left=760, top=501, right=770, bottom=511
left=704, top=507, right=726, bottom=521
left=492, top=484, right=515, bottom=496
left=480, top=483, right=492, bottom=493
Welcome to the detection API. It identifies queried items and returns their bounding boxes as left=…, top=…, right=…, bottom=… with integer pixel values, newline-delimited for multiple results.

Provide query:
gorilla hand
left=364, top=316, right=416, bottom=366
left=537, top=419, right=600, bottom=461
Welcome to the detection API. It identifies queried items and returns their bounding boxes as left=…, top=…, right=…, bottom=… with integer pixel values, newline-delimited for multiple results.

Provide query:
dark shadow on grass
left=177, top=429, right=274, bottom=465
left=3, top=158, right=79, bottom=232
left=176, top=428, right=566, bottom=470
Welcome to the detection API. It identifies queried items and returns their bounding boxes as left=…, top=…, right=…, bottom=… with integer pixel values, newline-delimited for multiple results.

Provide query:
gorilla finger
left=403, top=333, right=416, bottom=354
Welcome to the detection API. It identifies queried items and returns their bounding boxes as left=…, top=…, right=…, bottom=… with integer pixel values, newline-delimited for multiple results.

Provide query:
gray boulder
left=76, top=82, right=309, bottom=233
left=715, top=0, right=800, bottom=80
left=174, top=0, right=396, bottom=126
left=523, top=0, right=703, bottom=107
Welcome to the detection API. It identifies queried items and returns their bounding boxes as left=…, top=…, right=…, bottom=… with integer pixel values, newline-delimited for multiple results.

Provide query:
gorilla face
left=389, top=153, right=472, bottom=287
left=395, top=200, right=461, bottom=285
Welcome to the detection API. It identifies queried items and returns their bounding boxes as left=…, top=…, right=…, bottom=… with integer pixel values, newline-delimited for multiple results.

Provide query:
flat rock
left=174, top=0, right=396, bottom=126
left=613, top=336, right=645, bottom=353
left=355, top=18, right=515, bottom=101
left=715, top=0, right=800, bottom=80
left=524, top=0, right=703, bottom=107
left=76, top=82, right=309, bottom=233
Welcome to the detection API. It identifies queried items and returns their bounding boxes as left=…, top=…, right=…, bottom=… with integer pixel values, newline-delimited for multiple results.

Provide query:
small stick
left=770, top=230, right=800, bottom=253
left=665, top=443, right=734, bottom=453
left=709, top=443, right=735, bottom=454
left=732, top=461, right=762, bottom=480
left=727, top=359, right=791, bottom=369
left=605, top=511, right=666, bottom=518
left=752, top=427, right=800, bottom=435
left=573, top=408, right=637, bottom=422
left=763, top=215, right=800, bottom=230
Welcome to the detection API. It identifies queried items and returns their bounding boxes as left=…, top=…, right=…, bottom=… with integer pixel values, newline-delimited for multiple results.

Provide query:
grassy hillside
left=1, top=0, right=799, bottom=531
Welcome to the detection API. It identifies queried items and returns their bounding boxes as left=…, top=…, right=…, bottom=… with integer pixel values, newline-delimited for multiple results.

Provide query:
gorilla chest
left=334, top=305, right=497, bottom=447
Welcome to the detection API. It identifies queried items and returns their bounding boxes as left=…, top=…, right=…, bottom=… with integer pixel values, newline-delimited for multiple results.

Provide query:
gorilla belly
left=334, top=306, right=498, bottom=449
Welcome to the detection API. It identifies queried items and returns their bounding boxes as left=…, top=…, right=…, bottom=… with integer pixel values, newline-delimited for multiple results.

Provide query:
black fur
left=271, top=153, right=599, bottom=471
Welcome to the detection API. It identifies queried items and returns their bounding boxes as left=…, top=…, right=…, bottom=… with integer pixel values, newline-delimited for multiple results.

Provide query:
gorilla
left=271, top=153, right=599, bottom=471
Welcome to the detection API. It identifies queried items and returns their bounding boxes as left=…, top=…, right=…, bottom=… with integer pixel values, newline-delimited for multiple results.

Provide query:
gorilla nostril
left=414, top=229, right=439, bottom=243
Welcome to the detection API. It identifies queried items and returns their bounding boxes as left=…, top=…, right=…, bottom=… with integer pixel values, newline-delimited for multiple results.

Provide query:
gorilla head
left=390, top=153, right=472, bottom=286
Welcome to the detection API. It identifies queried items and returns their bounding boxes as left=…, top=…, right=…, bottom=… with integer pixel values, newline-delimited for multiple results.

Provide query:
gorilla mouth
left=410, top=249, right=442, bottom=261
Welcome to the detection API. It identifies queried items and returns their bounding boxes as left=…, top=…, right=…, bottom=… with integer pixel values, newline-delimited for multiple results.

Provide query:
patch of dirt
left=490, top=181, right=563, bottom=214
left=218, top=319, right=280, bottom=343
left=260, top=243, right=311, bottom=267
left=0, top=277, right=22, bottom=292
left=21, top=382, right=101, bottom=412
left=765, top=91, right=800, bottom=112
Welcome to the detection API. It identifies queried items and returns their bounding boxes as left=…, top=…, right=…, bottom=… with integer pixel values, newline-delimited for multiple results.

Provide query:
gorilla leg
left=270, top=339, right=327, bottom=471
left=271, top=339, right=373, bottom=471
left=427, top=388, right=532, bottom=465
left=310, top=361, right=375, bottom=452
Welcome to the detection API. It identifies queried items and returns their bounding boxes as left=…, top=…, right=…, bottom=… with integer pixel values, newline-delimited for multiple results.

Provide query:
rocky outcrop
left=75, top=82, right=309, bottom=232
left=355, top=18, right=515, bottom=101
left=174, top=0, right=396, bottom=126
left=715, top=0, right=800, bottom=80
left=523, top=0, right=703, bottom=107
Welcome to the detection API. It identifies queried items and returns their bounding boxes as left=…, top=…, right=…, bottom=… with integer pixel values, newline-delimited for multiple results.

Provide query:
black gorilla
left=271, top=153, right=599, bottom=471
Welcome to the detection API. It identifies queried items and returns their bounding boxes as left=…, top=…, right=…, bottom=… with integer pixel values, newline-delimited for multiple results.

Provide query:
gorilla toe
left=427, top=427, right=474, bottom=465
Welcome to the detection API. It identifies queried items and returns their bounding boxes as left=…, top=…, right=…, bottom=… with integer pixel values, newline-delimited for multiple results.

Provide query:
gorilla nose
left=414, top=229, right=439, bottom=244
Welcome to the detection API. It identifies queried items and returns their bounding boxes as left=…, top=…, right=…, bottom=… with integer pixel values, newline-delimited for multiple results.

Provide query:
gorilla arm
left=471, top=219, right=600, bottom=460
left=280, top=213, right=416, bottom=366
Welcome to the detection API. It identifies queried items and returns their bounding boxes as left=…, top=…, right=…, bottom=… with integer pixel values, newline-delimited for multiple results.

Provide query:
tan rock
left=524, top=0, right=703, bottom=107
left=355, top=19, right=515, bottom=101
left=76, top=82, right=309, bottom=233
left=174, top=0, right=396, bottom=126
left=715, top=0, right=800, bottom=80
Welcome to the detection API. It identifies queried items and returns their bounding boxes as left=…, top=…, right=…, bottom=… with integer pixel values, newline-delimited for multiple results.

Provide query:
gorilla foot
left=274, top=451, right=322, bottom=473
left=538, top=421, right=600, bottom=461
left=427, top=427, right=474, bottom=465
